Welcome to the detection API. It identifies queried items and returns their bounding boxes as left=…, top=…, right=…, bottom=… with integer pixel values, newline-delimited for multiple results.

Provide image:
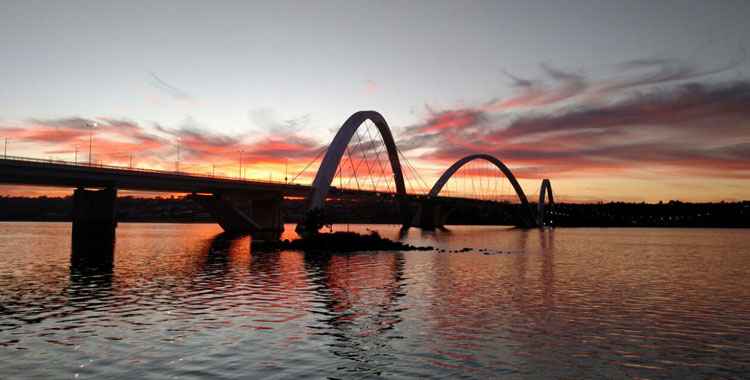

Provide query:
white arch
left=428, top=154, right=536, bottom=227
left=537, top=179, right=554, bottom=226
left=305, top=110, right=407, bottom=211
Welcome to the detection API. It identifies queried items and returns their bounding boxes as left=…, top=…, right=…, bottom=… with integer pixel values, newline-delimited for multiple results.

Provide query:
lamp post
left=3, top=138, right=7, bottom=159
left=74, top=145, right=78, bottom=164
left=88, top=122, right=97, bottom=165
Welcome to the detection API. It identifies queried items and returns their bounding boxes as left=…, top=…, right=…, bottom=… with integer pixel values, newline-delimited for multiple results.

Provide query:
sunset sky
left=1, top=0, right=749, bottom=201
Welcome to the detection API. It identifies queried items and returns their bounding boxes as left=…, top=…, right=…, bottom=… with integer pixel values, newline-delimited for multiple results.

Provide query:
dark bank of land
left=0, top=195, right=748, bottom=228
left=252, top=231, right=433, bottom=253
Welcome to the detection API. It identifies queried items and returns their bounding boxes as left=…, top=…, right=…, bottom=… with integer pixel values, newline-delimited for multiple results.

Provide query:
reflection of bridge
left=0, top=110, right=554, bottom=240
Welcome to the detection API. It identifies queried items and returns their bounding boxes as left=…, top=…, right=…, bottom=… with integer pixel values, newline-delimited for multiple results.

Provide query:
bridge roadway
left=0, top=156, right=452, bottom=241
left=0, top=156, right=429, bottom=200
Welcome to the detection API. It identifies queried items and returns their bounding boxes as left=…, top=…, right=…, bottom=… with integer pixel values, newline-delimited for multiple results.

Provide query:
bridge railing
left=0, top=154, right=307, bottom=187
left=0, top=153, right=533, bottom=205
left=0, top=153, right=528, bottom=202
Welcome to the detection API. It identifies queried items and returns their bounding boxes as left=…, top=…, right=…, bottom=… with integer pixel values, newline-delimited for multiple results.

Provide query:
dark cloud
left=497, top=80, right=750, bottom=139
left=1, top=115, right=324, bottom=168
left=27, top=117, right=92, bottom=130
left=404, top=79, right=750, bottom=179
left=502, top=70, right=536, bottom=88
left=484, top=64, right=588, bottom=111
left=4, top=117, right=168, bottom=148
left=149, top=73, right=193, bottom=100
left=714, top=142, right=750, bottom=160
left=597, top=53, right=745, bottom=94
left=153, top=118, right=323, bottom=164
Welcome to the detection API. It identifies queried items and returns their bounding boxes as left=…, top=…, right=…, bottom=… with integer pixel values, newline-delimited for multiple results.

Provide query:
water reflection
left=68, top=236, right=115, bottom=316
left=1, top=223, right=749, bottom=379
left=70, top=235, right=115, bottom=284
left=203, top=231, right=410, bottom=377
left=539, top=229, right=555, bottom=310
left=304, top=251, right=406, bottom=377
left=200, top=232, right=251, bottom=277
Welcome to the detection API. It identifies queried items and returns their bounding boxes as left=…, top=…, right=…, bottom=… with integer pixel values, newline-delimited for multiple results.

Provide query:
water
left=1, top=223, right=749, bottom=379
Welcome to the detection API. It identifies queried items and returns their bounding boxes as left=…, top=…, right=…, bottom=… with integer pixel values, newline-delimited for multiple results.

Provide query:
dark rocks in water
left=481, top=250, right=525, bottom=255
left=443, top=247, right=473, bottom=253
left=252, top=231, right=433, bottom=253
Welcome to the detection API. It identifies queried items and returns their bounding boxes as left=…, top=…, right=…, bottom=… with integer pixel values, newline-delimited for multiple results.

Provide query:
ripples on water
left=0, top=223, right=749, bottom=379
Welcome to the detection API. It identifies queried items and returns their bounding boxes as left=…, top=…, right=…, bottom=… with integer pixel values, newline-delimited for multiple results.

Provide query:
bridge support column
left=411, top=199, right=451, bottom=230
left=72, top=187, right=118, bottom=249
left=246, top=193, right=284, bottom=241
left=192, top=191, right=284, bottom=241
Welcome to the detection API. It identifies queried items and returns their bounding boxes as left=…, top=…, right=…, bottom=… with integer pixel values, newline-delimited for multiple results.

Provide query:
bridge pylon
left=191, top=191, right=284, bottom=241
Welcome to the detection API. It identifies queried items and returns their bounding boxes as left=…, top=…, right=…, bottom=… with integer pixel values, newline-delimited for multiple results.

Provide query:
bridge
left=0, top=111, right=555, bottom=241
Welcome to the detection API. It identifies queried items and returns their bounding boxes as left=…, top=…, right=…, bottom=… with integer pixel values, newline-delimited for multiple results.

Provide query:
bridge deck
left=0, top=156, right=314, bottom=195
left=0, top=157, right=435, bottom=200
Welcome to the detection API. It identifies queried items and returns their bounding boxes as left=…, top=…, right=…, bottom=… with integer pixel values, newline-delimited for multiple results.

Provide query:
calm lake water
left=1, top=223, right=749, bottom=379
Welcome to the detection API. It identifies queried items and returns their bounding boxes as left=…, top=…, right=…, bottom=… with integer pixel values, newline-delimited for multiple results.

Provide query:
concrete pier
left=72, top=187, right=118, bottom=248
left=410, top=199, right=452, bottom=230
left=192, top=191, right=284, bottom=241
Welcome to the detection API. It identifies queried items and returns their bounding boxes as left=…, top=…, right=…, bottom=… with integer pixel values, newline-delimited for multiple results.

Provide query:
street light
left=87, top=121, right=98, bottom=165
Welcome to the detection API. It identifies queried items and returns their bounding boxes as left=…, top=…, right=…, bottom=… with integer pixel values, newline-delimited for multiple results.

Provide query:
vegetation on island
left=252, top=231, right=433, bottom=253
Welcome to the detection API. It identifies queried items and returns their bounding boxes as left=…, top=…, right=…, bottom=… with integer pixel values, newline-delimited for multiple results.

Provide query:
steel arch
left=427, top=154, right=536, bottom=227
left=305, top=110, right=407, bottom=211
left=537, top=178, right=554, bottom=226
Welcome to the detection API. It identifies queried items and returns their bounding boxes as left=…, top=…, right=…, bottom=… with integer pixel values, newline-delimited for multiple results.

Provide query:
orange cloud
left=2, top=57, right=748, bottom=202
left=401, top=78, right=750, bottom=189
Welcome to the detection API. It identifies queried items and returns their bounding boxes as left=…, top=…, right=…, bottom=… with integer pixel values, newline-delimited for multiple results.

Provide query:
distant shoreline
left=1, top=218, right=747, bottom=229
left=1, top=196, right=747, bottom=228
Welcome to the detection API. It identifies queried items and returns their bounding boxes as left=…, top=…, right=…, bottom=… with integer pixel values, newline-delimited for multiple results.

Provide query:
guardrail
left=0, top=154, right=438, bottom=197
left=0, top=154, right=308, bottom=187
